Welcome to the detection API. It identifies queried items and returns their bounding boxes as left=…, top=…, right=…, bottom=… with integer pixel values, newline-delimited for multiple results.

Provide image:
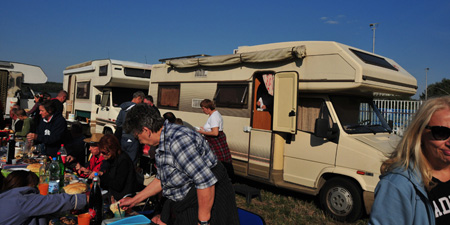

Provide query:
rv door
left=273, top=72, right=298, bottom=134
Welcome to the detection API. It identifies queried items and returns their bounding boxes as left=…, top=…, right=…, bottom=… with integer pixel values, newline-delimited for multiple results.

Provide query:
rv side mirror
left=314, top=118, right=329, bottom=138
left=388, top=120, right=393, bottom=130
left=95, top=95, right=101, bottom=105
left=328, top=123, right=340, bottom=142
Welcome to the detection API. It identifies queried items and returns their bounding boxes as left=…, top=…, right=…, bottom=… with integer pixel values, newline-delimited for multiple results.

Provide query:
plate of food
left=7, top=168, right=30, bottom=172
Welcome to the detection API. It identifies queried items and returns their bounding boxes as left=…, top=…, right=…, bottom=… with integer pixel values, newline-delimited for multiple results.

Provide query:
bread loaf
left=26, top=163, right=41, bottom=173
left=63, top=182, right=87, bottom=194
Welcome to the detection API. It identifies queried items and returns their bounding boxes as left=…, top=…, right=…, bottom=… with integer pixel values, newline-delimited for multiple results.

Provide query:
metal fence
left=374, top=99, right=423, bottom=136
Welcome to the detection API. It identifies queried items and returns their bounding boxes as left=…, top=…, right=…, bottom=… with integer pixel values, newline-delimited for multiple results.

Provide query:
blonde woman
left=370, top=96, right=450, bottom=225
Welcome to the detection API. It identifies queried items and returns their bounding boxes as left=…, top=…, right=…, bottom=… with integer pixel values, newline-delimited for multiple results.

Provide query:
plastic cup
left=78, top=213, right=91, bottom=225
left=38, top=183, right=49, bottom=195
left=114, top=210, right=125, bottom=218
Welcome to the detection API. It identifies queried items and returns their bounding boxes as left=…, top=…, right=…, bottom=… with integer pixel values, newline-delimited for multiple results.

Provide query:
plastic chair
left=238, top=208, right=266, bottom=225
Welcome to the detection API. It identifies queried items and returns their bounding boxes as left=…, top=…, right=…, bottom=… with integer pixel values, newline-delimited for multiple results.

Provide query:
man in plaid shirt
left=120, top=104, right=239, bottom=225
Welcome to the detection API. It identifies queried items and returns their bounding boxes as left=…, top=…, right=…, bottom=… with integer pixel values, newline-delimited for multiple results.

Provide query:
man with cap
left=74, top=133, right=105, bottom=179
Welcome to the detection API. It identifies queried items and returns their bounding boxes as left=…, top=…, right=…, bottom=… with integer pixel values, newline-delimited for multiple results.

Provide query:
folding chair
left=238, top=208, right=266, bottom=225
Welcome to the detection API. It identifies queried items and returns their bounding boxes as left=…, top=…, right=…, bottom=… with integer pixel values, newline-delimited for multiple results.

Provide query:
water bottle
left=48, top=157, right=60, bottom=194
left=89, top=173, right=103, bottom=225
left=39, top=158, right=49, bottom=183
left=58, top=144, right=68, bottom=163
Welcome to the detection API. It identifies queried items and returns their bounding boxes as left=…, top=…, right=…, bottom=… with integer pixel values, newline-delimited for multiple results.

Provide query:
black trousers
left=161, top=162, right=240, bottom=225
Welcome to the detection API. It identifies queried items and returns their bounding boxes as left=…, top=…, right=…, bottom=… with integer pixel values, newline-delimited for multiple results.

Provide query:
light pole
left=425, top=68, right=429, bottom=100
left=370, top=23, right=379, bottom=53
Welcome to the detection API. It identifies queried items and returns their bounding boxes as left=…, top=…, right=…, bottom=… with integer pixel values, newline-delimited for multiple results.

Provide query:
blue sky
left=1, top=0, right=449, bottom=99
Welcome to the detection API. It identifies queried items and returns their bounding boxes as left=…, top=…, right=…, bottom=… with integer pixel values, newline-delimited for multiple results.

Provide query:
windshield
left=110, top=87, right=147, bottom=107
left=330, top=96, right=391, bottom=134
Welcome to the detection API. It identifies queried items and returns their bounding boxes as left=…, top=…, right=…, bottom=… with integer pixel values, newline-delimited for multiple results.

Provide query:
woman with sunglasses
left=97, top=134, right=143, bottom=201
left=370, top=96, right=450, bottom=225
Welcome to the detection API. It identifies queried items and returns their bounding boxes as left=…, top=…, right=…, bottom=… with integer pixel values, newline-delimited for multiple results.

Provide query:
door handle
left=289, top=110, right=296, bottom=117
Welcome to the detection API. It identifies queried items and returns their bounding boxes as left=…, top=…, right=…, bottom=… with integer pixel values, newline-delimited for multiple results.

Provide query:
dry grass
left=234, top=179, right=368, bottom=225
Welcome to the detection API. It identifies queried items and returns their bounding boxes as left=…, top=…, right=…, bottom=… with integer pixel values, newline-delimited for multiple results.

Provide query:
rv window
left=19, top=85, right=34, bottom=99
left=331, top=96, right=391, bottom=134
left=350, top=49, right=398, bottom=71
left=158, top=85, right=180, bottom=109
left=110, top=87, right=147, bottom=107
left=76, top=81, right=90, bottom=99
left=297, top=98, right=331, bottom=133
left=99, top=65, right=108, bottom=76
left=9, top=77, right=15, bottom=89
left=101, top=90, right=110, bottom=107
left=214, top=83, right=248, bottom=108
left=124, top=68, right=151, bottom=79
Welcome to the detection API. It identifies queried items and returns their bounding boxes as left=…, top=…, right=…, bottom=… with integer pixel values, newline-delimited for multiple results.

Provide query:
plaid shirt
left=156, top=121, right=218, bottom=202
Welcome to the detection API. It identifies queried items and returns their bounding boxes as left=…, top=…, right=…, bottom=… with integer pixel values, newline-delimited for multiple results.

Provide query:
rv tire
left=103, top=128, right=113, bottom=135
left=319, top=177, right=363, bottom=222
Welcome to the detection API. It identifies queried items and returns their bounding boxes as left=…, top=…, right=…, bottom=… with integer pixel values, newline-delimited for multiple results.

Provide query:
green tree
left=420, top=78, right=450, bottom=100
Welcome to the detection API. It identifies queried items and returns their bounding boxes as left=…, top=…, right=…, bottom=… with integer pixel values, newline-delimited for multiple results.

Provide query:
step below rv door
left=273, top=72, right=298, bottom=134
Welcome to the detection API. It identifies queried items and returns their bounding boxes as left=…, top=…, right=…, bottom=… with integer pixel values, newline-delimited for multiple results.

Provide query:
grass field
left=234, top=178, right=369, bottom=225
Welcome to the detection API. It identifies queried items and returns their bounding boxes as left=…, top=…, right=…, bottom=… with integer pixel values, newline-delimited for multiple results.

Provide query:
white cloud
left=325, top=20, right=339, bottom=24
left=320, top=15, right=346, bottom=25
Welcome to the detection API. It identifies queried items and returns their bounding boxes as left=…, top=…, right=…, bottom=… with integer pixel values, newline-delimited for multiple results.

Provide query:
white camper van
left=63, top=59, right=151, bottom=135
left=149, top=41, right=417, bottom=221
left=0, top=61, right=48, bottom=117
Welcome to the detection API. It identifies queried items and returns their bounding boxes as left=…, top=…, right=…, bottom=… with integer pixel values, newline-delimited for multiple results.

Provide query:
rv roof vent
left=195, top=69, right=207, bottom=77
left=192, top=99, right=203, bottom=108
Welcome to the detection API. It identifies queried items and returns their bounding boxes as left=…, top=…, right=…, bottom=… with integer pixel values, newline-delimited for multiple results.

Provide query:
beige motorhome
left=0, top=61, right=47, bottom=118
left=63, top=59, right=151, bottom=135
left=149, top=41, right=417, bottom=221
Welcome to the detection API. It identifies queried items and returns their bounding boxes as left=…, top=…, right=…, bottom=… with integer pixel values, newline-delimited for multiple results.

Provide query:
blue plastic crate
left=107, top=215, right=150, bottom=225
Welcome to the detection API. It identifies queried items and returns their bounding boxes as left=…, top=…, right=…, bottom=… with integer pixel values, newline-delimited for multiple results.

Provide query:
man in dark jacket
left=27, top=100, right=67, bottom=157
left=144, top=95, right=161, bottom=117
left=114, top=91, right=145, bottom=166
left=51, top=90, right=68, bottom=115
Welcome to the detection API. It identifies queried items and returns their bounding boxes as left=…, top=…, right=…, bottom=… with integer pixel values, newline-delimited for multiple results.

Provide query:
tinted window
left=99, top=65, right=108, bottom=76
left=214, top=83, right=248, bottom=108
left=350, top=49, right=398, bottom=71
left=110, top=87, right=147, bottom=107
left=124, top=68, right=151, bottom=78
left=76, top=81, right=90, bottom=99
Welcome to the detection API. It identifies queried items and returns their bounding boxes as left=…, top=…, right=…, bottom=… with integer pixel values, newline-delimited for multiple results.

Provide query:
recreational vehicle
left=0, top=61, right=47, bottom=117
left=63, top=59, right=151, bottom=135
left=149, top=41, right=417, bottom=221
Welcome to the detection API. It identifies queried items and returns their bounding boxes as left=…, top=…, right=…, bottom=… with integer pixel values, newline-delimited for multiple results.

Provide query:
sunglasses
left=100, top=150, right=109, bottom=155
left=425, top=126, right=450, bottom=140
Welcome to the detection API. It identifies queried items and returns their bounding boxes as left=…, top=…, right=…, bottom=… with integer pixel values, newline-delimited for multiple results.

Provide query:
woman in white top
left=198, top=99, right=234, bottom=182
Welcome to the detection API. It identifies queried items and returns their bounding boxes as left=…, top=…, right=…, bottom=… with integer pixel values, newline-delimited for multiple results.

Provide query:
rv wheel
left=319, top=177, right=363, bottom=222
left=103, top=128, right=113, bottom=135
